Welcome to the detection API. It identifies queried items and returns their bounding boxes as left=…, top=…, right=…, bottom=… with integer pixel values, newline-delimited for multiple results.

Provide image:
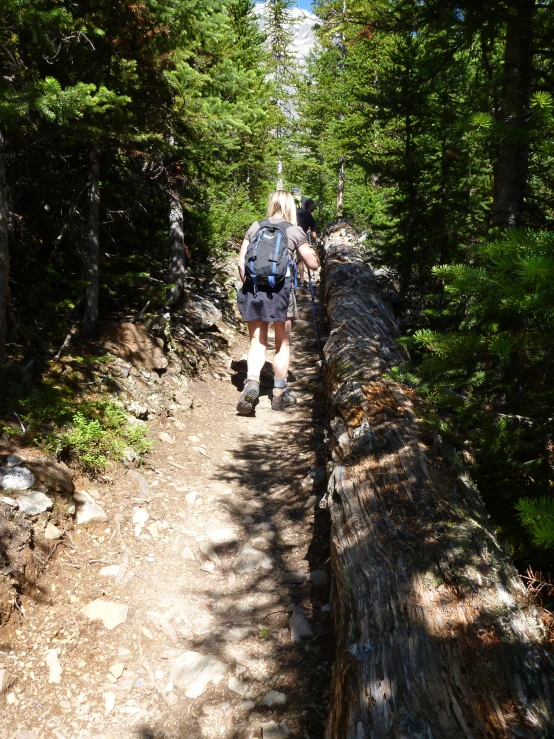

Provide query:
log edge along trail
left=321, top=224, right=554, bottom=738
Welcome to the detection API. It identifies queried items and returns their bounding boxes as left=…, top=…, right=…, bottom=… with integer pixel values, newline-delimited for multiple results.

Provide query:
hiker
left=291, top=186, right=308, bottom=209
left=236, top=190, right=320, bottom=414
left=296, top=199, right=318, bottom=289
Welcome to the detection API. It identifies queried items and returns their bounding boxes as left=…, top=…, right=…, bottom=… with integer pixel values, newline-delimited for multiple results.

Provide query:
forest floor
left=0, top=288, right=332, bottom=739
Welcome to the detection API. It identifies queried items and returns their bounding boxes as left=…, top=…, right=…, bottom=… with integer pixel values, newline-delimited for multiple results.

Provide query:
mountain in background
left=253, top=2, right=318, bottom=64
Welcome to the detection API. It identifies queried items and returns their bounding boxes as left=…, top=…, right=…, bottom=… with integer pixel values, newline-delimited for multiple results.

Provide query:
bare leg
left=246, top=320, right=268, bottom=379
left=273, top=319, right=292, bottom=395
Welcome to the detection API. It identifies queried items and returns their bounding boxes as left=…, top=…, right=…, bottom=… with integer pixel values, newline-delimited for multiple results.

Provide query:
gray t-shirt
left=245, top=216, right=308, bottom=260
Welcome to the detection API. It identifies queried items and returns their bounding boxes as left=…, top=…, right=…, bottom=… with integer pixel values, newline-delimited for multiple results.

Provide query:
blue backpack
left=244, top=220, right=292, bottom=296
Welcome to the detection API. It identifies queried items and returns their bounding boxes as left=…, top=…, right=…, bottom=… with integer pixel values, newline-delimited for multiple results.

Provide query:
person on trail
left=291, top=187, right=308, bottom=209
left=236, top=190, right=320, bottom=415
left=296, top=199, right=318, bottom=289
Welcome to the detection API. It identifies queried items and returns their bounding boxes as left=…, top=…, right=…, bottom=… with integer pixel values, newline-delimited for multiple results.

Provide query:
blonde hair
left=267, top=190, right=297, bottom=226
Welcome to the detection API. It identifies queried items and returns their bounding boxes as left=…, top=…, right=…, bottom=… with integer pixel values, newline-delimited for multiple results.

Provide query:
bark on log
left=322, top=224, right=554, bottom=739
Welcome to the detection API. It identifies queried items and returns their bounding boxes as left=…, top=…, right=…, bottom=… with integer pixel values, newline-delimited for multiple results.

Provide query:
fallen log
left=322, top=224, right=554, bottom=738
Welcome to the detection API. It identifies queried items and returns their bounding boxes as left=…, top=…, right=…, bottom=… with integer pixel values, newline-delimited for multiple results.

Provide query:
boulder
left=0, top=466, right=35, bottom=491
left=179, top=293, right=222, bottom=331
left=100, top=322, right=168, bottom=370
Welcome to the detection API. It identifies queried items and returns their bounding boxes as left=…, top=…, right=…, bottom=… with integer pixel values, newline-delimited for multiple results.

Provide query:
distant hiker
left=296, top=199, right=318, bottom=289
left=236, top=190, right=320, bottom=414
left=291, top=187, right=308, bottom=209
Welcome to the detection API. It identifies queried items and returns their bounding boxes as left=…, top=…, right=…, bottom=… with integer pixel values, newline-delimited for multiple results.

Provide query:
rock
left=228, top=677, right=249, bottom=697
left=159, top=432, right=175, bottom=445
left=122, top=447, right=140, bottom=464
left=182, top=546, right=196, bottom=561
left=207, top=528, right=238, bottom=547
left=174, top=390, right=193, bottom=408
left=232, top=545, right=273, bottom=574
left=309, top=569, right=328, bottom=586
left=73, top=490, right=108, bottom=524
left=6, top=453, right=26, bottom=467
left=304, top=495, right=317, bottom=509
left=80, top=600, right=129, bottom=630
left=261, top=721, right=286, bottom=739
left=237, top=700, right=256, bottom=716
left=147, top=522, right=159, bottom=539
left=180, top=293, right=222, bottom=331
left=0, top=668, right=15, bottom=694
left=185, top=491, right=197, bottom=506
left=44, top=522, right=62, bottom=540
left=109, top=663, right=125, bottom=679
left=0, top=466, right=35, bottom=491
left=187, top=435, right=201, bottom=443
left=169, top=651, right=228, bottom=698
left=283, top=570, right=307, bottom=585
left=199, top=542, right=221, bottom=567
left=6, top=692, right=16, bottom=706
left=132, top=507, right=149, bottom=525
left=126, top=401, right=148, bottom=419
left=25, top=458, right=74, bottom=495
left=13, top=732, right=39, bottom=739
left=100, top=322, right=168, bottom=370
left=100, top=565, right=120, bottom=577
left=201, top=561, right=216, bottom=574
left=289, top=605, right=313, bottom=643
left=17, top=491, right=53, bottom=516
left=46, top=649, right=63, bottom=684
left=259, top=690, right=287, bottom=708
left=0, top=495, right=16, bottom=507
left=103, top=691, right=115, bottom=714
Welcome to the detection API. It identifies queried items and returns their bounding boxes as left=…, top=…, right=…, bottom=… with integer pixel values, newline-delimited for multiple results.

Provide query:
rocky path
left=0, top=289, right=332, bottom=739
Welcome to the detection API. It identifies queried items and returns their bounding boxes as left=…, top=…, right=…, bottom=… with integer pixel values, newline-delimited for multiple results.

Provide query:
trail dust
left=0, top=288, right=332, bottom=739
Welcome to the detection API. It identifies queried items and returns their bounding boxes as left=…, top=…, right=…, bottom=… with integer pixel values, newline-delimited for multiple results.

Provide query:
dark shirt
left=296, top=208, right=316, bottom=236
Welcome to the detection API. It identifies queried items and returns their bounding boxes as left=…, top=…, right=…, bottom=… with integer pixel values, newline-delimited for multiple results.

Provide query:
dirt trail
left=0, top=289, right=331, bottom=739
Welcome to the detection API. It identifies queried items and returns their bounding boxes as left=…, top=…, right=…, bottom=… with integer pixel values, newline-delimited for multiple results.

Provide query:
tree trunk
left=0, top=129, right=8, bottom=364
left=400, top=112, right=416, bottom=296
left=323, top=224, right=554, bottom=739
left=336, top=158, right=345, bottom=218
left=166, top=187, right=186, bottom=305
left=490, top=0, right=534, bottom=228
left=82, top=145, right=100, bottom=336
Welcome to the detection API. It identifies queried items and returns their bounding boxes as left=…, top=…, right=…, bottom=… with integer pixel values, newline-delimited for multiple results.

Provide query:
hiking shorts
left=238, top=277, right=296, bottom=323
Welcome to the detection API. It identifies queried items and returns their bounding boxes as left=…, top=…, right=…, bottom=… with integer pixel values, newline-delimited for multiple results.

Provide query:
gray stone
left=237, top=700, right=256, bottom=716
left=304, top=495, right=316, bottom=509
left=17, top=491, right=53, bottom=516
left=259, top=690, right=286, bottom=708
left=283, top=570, right=307, bottom=585
left=289, top=605, right=313, bottom=643
left=6, top=453, right=26, bottom=467
left=0, top=466, right=35, bottom=491
left=228, top=676, right=249, bottom=697
left=46, top=649, right=63, bottom=684
left=169, top=651, right=228, bottom=698
left=309, top=569, right=328, bottom=587
left=126, top=401, right=148, bottom=419
left=232, top=545, right=273, bottom=574
left=44, top=522, right=62, bottom=540
left=261, top=721, right=286, bottom=739
left=0, top=668, right=15, bottom=694
left=180, top=293, right=222, bottom=331
left=73, top=490, right=107, bottom=524
left=80, top=599, right=129, bottom=630
left=0, top=495, right=17, bottom=507
left=207, top=528, right=238, bottom=547
left=174, top=390, right=193, bottom=408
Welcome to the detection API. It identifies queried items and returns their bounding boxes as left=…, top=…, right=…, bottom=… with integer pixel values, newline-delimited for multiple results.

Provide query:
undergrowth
left=0, top=358, right=151, bottom=474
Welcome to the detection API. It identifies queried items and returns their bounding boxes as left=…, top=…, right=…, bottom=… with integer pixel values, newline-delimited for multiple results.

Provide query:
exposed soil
left=0, top=288, right=332, bottom=739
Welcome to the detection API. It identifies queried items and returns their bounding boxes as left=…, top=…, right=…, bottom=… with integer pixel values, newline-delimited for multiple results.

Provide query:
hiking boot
left=237, top=379, right=260, bottom=415
left=271, top=389, right=297, bottom=411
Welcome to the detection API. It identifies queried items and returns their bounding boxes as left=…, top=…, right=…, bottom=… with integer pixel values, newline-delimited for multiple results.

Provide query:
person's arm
left=297, top=242, right=319, bottom=271
left=238, top=238, right=249, bottom=282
